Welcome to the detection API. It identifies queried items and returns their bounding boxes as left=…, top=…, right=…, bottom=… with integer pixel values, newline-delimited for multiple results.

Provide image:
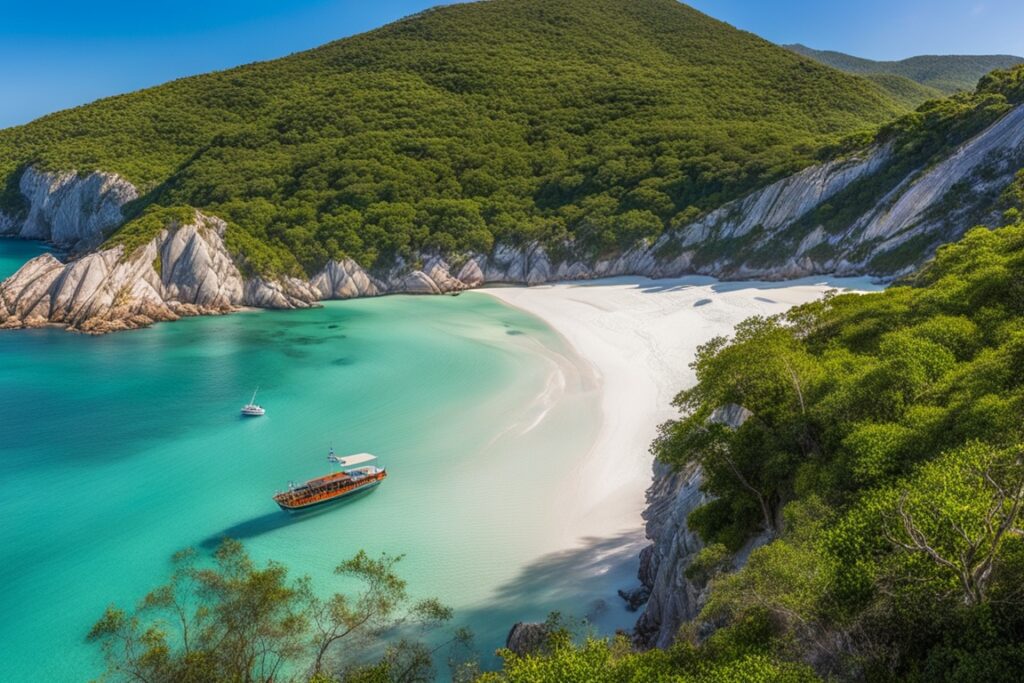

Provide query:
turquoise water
left=0, top=281, right=628, bottom=679
left=0, top=238, right=52, bottom=279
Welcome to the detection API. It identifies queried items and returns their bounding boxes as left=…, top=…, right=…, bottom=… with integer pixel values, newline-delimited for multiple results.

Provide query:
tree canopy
left=0, top=0, right=907, bottom=276
left=88, top=539, right=475, bottom=683
left=645, top=214, right=1024, bottom=679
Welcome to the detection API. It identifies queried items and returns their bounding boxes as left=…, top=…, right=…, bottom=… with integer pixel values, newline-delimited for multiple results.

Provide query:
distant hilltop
left=786, top=43, right=1024, bottom=104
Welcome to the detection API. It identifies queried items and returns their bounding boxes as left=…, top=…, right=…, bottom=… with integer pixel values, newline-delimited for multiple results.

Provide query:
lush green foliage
left=477, top=614, right=817, bottom=683
left=787, top=44, right=1024, bottom=95
left=861, top=73, right=945, bottom=110
left=650, top=220, right=1024, bottom=679
left=89, top=539, right=474, bottom=682
left=0, top=0, right=905, bottom=275
left=111, top=205, right=198, bottom=256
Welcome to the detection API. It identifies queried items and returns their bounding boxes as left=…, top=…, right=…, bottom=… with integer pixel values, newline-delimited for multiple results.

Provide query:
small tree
left=652, top=316, right=821, bottom=540
left=88, top=539, right=471, bottom=683
left=884, top=443, right=1024, bottom=606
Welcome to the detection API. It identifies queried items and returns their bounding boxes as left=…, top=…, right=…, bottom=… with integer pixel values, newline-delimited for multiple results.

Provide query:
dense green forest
left=0, top=0, right=907, bottom=275
left=858, top=73, right=944, bottom=110
left=786, top=44, right=1023, bottom=95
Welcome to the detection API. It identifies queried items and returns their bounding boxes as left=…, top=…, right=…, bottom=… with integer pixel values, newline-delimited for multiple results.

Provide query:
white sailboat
left=241, top=387, right=266, bottom=417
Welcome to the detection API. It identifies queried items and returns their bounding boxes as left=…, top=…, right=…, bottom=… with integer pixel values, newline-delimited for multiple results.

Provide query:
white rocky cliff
left=1, top=213, right=248, bottom=332
left=2, top=104, right=1023, bottom=333
left=0, top=168, right=138, bottom=251
left=625, top=403, right=765, bottom=649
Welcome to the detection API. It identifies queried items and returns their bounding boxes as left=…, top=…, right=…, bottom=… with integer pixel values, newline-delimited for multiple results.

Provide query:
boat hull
left=274, top=473, right=385, bottom=511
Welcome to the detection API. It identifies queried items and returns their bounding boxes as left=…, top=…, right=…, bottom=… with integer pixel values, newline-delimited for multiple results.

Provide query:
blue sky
left=1, top=0, right=1022, bottom=129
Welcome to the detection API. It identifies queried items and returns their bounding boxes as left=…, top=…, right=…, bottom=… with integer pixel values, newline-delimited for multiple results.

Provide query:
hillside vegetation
left=755, top=64, right=1024, bottom=274
left=0, top=0, right=906, bottom=275
left=787, top=43, right=1023, bottom=96
left=859, top=73, right=944, bottom=109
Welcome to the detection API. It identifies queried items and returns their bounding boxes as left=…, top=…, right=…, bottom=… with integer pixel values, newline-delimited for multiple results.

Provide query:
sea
left=0, top=240, right=636, bottom=680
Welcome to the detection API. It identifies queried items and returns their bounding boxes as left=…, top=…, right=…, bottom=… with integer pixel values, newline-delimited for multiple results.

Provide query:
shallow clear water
left=0, top=238, right=51, bottom=279
left=0, top=286, right=632, bottom=679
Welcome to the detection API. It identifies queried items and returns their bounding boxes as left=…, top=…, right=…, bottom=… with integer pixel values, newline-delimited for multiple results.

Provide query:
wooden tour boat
left=273, top=449, right=386, bottom=511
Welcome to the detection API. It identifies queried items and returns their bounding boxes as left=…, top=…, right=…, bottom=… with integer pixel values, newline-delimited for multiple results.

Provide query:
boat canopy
left=329, top=452, right=377, bottom=467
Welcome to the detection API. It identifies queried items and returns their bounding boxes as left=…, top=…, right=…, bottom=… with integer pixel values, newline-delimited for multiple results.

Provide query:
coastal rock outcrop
left=1, top=212, right=247, bottom=332
left=631, top=404, right=754, bottom=649
left=0, top=167, right=137, bottom=251
left=675, top=143, right=893, bottom=250
left=3, top=104, right=1024, bottom=333
left=632, top=461, right=709, bottom=649
left=244, top=277, right=319, bottom=310
left=505, top=622, right=550, bottom=656
left=855, top=103, right=1024, bottom=244
left=309, top=259, right=384, bottom=299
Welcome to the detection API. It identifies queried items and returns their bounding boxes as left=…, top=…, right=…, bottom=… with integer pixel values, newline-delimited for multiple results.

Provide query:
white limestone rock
left=484, top=244, right=528, bottom=282
left=396, top=270, right=442, bottom=294
left=678, top=145, right=892, bottom=250
left=422, top=257, right=466, bottom=293
left=0, top=253, right=66, bottom=325
left=244, top=277, right=319, bottom=309
left=856, top=104, right=1024, bottom=242
left=525, top=247, right=552, bottom=285
left=310, top=259, right=383, bottom=299
left=5, top=168, right=138, bottom=250
left=1, top=211, right=267, bottom=332
left=455, top=257, right=486, bottom=287
left=160, top=217, right=244, bottom=307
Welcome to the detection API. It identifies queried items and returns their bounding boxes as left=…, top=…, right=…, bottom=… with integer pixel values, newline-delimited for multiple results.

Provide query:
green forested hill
left=0, top=0, right=907, bottom=275
left=860, top=73, right=945, bottom=109
left=787, top=43, right=1023, bottom=95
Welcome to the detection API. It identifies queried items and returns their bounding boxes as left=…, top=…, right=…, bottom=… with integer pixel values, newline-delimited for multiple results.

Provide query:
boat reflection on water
left=200, top=486, right=379, bottom=549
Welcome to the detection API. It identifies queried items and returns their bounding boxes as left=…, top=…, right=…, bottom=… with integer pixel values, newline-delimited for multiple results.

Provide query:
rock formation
left=0, top=167, right=137, bottom=251
left=1, top=213, right=242, bottom=333
left=505, top=622, right=550, bottom=657
left=631, top=404, right=760, bottom=649
left=2, top=104, right=1023, bottom=334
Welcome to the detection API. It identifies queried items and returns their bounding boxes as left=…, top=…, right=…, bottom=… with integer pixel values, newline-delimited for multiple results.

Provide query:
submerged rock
left=505, top=622, right=550, bottom=657
left=618, top=584, right=651, bottom=612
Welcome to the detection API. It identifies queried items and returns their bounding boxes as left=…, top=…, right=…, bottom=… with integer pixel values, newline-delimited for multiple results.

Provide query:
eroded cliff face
left=0, top=210, right=485, bottom=332
left=632, top=460, right=709, bottom=649
left=628, top=403, right=763, bottom=649
left=0, top=168, right=138, bottom=251
left=1, top=213, right=246, bottom=333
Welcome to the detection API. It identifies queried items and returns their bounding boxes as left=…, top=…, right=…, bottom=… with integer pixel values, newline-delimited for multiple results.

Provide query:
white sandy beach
left=478, top=275, right=882, bottom=547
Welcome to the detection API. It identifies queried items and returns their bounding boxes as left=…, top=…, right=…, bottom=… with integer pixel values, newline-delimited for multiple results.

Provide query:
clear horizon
left=1, top=0, right=1022, bottom=129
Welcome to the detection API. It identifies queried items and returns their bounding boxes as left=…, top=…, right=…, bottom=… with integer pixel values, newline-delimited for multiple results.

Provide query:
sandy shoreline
left=475, top=275, right=882, bottom=549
